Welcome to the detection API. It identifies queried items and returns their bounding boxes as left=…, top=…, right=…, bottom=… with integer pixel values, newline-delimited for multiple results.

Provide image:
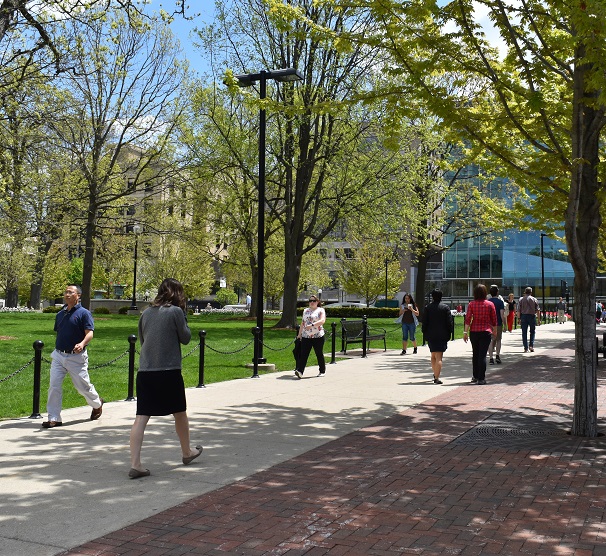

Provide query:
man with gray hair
left=517, top=286, right=541, bottom=353
left=42, top=285, right=104, bottom=428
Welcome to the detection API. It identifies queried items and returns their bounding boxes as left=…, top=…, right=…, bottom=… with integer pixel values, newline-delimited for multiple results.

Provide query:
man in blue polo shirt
left=42, top=285, right=104, bottom=428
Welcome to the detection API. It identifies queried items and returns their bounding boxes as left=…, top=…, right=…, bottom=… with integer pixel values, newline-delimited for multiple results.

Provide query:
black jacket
left=422, top=302, right=453, bottom=341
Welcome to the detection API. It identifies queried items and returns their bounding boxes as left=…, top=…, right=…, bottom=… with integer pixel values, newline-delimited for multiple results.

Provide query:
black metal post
left=330, top=321, right=337, bottom=364
left=362, top=315, right=368, bottom=358
left=29, top=340, right=44, bottom=419
left=385, top=259, right=388, bottom=305
left=341, top=318, right=346, bottom=353
left=251, top=327, right=261, bottom=378
left=603, top=332, right=606, bottom=359
left=540, top=233, right=546, bottom=324
left=126, top=334, right=137, bottom=401
left=130, top=234, right=138, bottom=310
left=197, top=330, right=206, bottom=388
left=254, top=72, right=267, bottom=365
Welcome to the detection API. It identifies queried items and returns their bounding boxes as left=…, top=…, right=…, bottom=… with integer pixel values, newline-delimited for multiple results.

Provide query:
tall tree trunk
left=80, top=204, right=98, bottom=310
left=566, top=52, right=604, bottom=437
left=29, top=238, right=53, bottom=310
left=415, top=253, right=429, bottom=320
left=5, top=285, right=19, bottom=307
left=276, top=257, right=301, bottom=329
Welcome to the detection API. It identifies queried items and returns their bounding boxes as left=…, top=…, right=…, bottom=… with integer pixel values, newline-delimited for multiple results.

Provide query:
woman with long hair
left=398, top=293, right=419, bottom=355
left=128, top=278, right=202, bottom=478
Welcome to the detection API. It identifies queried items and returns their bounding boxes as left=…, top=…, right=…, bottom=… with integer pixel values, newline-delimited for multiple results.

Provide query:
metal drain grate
left=451, top=413, right=579, bottom=453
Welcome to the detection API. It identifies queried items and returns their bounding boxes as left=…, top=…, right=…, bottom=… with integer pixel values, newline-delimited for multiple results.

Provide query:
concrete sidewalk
left=1, top=322, right=602, bottom=555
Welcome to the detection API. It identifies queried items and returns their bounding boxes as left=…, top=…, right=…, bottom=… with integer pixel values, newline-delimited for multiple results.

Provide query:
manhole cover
left=451, top=413, right=579, bottom=453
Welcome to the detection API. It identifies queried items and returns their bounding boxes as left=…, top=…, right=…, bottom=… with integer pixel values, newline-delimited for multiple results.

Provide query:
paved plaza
left=1, top=322, right=606, bottom=555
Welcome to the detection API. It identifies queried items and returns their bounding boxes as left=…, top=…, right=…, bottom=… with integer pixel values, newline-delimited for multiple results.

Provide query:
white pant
left=47, top=350, right=102, bottom=422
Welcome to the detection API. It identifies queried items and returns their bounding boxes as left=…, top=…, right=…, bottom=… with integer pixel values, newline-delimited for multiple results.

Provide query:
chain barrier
left=385, top=324, right=405, bottom=336
left=182, top=342, right=200, bottom=359
left=262, top=337, right=297, bottom=352
left=40, top=351, right=130, bottom=370
left=89, top=350, right=130, bottom=370
left=0, top=357, right=35, bottom=384
left=205, top=338, right=254, bottom=355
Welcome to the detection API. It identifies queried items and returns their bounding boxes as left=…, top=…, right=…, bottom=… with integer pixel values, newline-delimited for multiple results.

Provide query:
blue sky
left=147, top=1, right=215, bottom=76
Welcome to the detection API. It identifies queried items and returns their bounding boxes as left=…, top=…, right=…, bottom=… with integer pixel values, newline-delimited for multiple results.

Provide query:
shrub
left=118, top=306, right=130, bottom=314
left=215, top=288, right=238, bottom=307
left=93, top=306, right=111, bottom=314
left=43, top=306, right=62, bottom=313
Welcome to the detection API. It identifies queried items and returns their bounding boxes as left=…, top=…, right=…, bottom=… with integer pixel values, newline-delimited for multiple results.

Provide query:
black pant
left=470, top=331, right=492, bottom=381
left=297, top=336, right=326, bottom=374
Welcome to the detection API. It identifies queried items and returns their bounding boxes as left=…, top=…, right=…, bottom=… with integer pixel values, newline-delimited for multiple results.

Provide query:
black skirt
left=136, top=369, right=187, bottom=416
left=427, top=339, right=448, bottom=353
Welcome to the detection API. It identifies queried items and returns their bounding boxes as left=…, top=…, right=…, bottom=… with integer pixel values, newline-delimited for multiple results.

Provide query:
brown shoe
left=42, top=420, right=63, bottom=428
left=90, top=398, right=104, bottom=420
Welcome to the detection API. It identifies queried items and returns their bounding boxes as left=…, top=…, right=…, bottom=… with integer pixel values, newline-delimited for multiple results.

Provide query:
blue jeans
left=401, top=322, right=417, bottom=341
left=520, top=314, right=536, bottom=350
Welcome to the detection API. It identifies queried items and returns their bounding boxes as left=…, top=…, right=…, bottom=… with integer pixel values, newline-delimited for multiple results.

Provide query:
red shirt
left=465, top=300, right=497, bottom=333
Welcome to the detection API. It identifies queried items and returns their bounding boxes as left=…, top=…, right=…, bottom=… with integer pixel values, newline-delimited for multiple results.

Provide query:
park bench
left=340, top=318, right=387, bottom=354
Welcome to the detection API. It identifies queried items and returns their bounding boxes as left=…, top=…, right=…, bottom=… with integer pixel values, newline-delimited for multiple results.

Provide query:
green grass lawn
left=0, top=312, right=464, bottom=420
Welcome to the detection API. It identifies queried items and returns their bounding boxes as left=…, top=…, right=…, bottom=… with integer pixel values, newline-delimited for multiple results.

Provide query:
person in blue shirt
left=488, top=285, right=506, bottom=365
left=42, top=285, right=103, bottom=428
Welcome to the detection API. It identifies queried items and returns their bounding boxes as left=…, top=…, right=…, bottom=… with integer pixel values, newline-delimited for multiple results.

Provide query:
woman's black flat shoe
left=128, top=468, right=150, bottom=479
left=183, top=445, right=203, bottom=465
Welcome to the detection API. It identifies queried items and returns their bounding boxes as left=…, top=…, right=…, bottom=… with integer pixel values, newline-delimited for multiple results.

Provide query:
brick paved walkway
left=61, top=342, right=606, bottom=555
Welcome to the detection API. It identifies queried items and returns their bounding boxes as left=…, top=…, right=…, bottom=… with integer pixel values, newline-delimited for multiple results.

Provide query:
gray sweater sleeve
left=138, top=305, right=191, bottom=372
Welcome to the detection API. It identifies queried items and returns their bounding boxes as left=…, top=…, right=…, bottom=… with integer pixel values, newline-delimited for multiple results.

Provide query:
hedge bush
left=93, top=306, right=111, bottom=314
left=42, top=306, right=62, bottom=313
left=296, top=306, right=399, bottom=319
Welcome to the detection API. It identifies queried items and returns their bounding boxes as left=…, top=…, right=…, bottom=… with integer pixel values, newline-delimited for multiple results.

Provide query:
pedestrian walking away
left=294, top=295, right=326, bottom=378
left=463, top=284, right=497, bottom=385
left=42, top=284, right=103, bottom=428
left=506, top=292, right=516, bottom=332
left=129, top=278, right=203, bottom=479
left=488, top=285, right=506, bottom=364
left=556, top=296, right=566, bottom=324
left=517, top=287, right=541, bottom=352
left=421, top=289, right=453, bottom=384
left=399, top=293, right=419, bottom=355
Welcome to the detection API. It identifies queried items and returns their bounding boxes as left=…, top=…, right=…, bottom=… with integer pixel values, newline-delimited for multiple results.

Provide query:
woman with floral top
left=294, top=295, right=327, bottom=378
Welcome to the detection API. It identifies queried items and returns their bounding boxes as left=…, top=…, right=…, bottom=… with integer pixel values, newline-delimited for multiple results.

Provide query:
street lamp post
left=540, top=233, right=546, bottom=323
left=130, top=225, right=141, bottom=311
left=385, top=258, right=389, bottom=305
left=232, top=68, right=303, bottom=365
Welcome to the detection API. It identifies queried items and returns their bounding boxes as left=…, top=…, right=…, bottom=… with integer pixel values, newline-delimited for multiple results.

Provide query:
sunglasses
left=309, top=299, right=318, bottom=302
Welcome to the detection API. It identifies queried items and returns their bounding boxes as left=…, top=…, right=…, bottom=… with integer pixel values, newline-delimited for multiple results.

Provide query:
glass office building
left=439, top=231, right=574, bottom=305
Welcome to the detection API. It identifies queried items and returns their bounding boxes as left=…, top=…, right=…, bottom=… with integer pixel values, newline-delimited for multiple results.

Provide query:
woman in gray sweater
left=128, top=278, right=203, bottom=479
